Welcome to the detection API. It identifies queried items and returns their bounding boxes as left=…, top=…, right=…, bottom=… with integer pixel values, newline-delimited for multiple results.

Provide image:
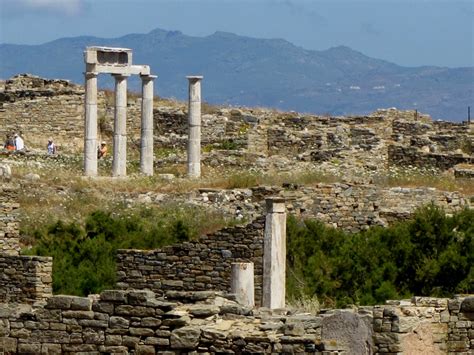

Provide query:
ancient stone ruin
left=83, top=46, right=156, bottom=177
left=0, top=168, right=472, bottom=354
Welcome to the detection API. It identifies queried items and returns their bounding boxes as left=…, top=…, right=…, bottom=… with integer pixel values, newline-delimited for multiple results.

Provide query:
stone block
left=110, top=316, right=129, bottom=328
left=100, top=290, right=128, bottom=303
left=70, top=296, right=92, bottom=311
left=41, top=343, right=62, bottom=354
left=136, top=344, right=156, bottom=355
left=145, top=337, right=169, bottom=346
left=18, top=343, right=41, bottom=354
left=0, top=337, right=17, bottom=353
left=170, top=326, right=201, bottom=349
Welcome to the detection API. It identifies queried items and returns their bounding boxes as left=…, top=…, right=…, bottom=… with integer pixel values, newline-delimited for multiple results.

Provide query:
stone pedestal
left=140, top=75, right=156, bottom=176
left=112, top=74, right=129, bottom=177
left=84, top=72, right=98, bottom=177
left=186, top=76, right=203, bottom=178
left=262, top=197, right=286, bottom=309
left=231, top=262, right=255, bottom=308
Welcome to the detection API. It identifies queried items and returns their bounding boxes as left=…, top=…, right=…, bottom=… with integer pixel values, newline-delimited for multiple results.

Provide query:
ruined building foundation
left=83, top=47, right=156, bottom=177
left=0, top=167, right=473, bottom=354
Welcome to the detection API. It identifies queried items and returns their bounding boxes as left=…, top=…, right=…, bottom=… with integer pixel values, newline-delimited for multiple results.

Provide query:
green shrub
left=287, top=205, right=474, bottom=307
left=23, top=205, right=224, bottom=296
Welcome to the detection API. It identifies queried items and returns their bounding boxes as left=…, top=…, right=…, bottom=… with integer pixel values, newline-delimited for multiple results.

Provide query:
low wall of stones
left=388, top=145, right=473, bottom=170
left=116, top=217, right=265, bottom=305
left=374, top=296, right=473, bottom=354
left=0, top=254, right=53, bottom=304
left=0, top=290, right=472, bottom=354
left=0, top=182, right=19, bottom=256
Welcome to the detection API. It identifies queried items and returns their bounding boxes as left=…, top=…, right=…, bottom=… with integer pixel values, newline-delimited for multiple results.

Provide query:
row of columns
left=85, top=74, right=203, bottom=178
left=231, top=198, right=287, bottom=309
left=84, top=72, right=156, bottom=177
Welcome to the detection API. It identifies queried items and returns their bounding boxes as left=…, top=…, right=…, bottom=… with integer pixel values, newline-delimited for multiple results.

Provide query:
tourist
left=14, top=133, right=24, bottom=151
left=47, top=139, right=57, bottom=155
left=97, top=141, right=107, bottom=159
left=4, top=135, right=15, bottom=151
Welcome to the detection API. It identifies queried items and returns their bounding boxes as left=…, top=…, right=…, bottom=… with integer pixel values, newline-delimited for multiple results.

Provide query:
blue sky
left=0, top=0, right=473, bottom=68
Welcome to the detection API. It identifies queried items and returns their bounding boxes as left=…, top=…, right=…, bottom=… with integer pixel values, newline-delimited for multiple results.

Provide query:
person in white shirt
left=47, top=139, right=57, bottom=155
left=14, top=134, right=24, bottom=151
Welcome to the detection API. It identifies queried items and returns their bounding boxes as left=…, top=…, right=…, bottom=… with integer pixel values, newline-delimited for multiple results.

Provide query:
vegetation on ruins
left=23, top=201, right=473, bottom=304
left=287, top=204, right=474, bottom=307
left=24, top=204, right=229, bottom=296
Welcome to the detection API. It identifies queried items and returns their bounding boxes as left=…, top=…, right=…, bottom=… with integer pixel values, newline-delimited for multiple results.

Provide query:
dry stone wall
left=117, top=217, right=265, bottom=305
left=0, top=254, right=52, bottom=305
left=388, top=145, right=473, bottom=170
left=0, top=183, right=20, bottom=255
left=2, top=75, right=472, bottom=176
left=0, top=290, right=472, bottom=354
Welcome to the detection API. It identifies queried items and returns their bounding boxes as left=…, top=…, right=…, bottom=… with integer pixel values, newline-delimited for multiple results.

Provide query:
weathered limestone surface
left=0, top=291, right=472, bottom=354
left=116, top=217, right=265, bottom=305
left=231, top=262, right=255, bottom=308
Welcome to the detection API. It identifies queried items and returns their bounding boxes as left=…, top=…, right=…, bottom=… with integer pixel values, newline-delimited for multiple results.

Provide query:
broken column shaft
left=140, top=75, right=156, bottom=176
left=186, top=76, right=203, bottom=178
left=262, top=197, right=286, bottom=309
left=84, top=72, right=98, bottom=177
left=231, top=262, right=255, bottom=308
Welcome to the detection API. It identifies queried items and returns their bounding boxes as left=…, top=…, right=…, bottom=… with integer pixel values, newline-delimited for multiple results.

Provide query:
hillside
left=1, top=28, right=473, bottom=120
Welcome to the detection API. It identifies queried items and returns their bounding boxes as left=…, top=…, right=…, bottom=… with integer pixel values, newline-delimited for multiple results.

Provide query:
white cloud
left=3, top=0, right=85, bottom=16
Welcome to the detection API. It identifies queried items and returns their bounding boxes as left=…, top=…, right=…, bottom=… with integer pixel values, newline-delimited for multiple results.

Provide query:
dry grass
left=375, top=169, right=474, bottom=195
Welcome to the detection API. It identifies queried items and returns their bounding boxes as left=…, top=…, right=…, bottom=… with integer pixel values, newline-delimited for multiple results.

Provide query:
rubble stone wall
left=388, top=145, right=473, bottom=170
left=0, top=254, right=53, bottom=304
left=0, top=290, right=472, bottom=354
left=0, top=182, right=20, bottom=256
left=116, top=217, right=265, bottom=305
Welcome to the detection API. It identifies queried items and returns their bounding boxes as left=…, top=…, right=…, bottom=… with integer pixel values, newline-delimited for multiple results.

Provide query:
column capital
left=265, top=197, right=286, bottom=213
left=140, top=74, right=157, bottom=81
left=112, top=73, right=131, bottom=80
left=186, top=75, right=203, bottom=82
left=84, top=72, right=98, bottom=78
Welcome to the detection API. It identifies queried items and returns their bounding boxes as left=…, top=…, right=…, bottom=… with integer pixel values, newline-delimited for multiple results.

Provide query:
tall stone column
left=186, top=76, right=203, bottom=178
left=262, top=197, right=286, bottom=309
left=140, top=75, right=156, bottom=176
left=231, top=262, right=255, bottom=308
left=84, top=72, right=98, bottom=176
left=112, top=74, right=129, bottom=177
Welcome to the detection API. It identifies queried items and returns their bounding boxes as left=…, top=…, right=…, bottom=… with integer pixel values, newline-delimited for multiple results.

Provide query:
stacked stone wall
left=388, top=145, right=473, bottom=170
left=116, top=217, right=265, bottom=305
left=374, top=296, right=473, bottom=354
left=0, top=290, right=472, bottom=354
left=0, top=183, right=20, bottom=255
left=0, top=255, right=53, bottom=304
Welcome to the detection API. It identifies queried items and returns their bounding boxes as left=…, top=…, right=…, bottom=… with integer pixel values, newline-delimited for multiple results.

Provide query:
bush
left=24, top=205, right=220, bottom=296
left=287, top=204, right=474, bottom=307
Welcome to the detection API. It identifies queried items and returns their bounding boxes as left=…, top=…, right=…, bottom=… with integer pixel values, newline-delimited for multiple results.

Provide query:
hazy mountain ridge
left=1, top=28, right=472, bottom=120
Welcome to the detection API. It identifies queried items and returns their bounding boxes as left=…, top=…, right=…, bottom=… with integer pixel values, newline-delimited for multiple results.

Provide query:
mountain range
left=1, top=28, right=473, bottom=121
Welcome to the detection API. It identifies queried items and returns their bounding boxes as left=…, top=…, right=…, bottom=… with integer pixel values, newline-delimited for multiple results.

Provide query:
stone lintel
left=87, top=64, right=150, bottom=76
left=186, top=75, right=204, bottom=82
left=266, top=197, right=286, bottom=213
left=141, top=74, right=158, bottom=81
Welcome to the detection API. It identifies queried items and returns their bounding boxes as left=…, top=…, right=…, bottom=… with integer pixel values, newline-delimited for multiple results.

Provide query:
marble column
left=112, top=74, right=129, bottom=177
left=231, top=262, right=255, bottom=308
left=140, top=75, right=156, bottom=176
left=84, top=72, right=98, bottom=176
left=262, top=197, right=286, bottom=309
left=186, top=76, right=203, bottom=178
